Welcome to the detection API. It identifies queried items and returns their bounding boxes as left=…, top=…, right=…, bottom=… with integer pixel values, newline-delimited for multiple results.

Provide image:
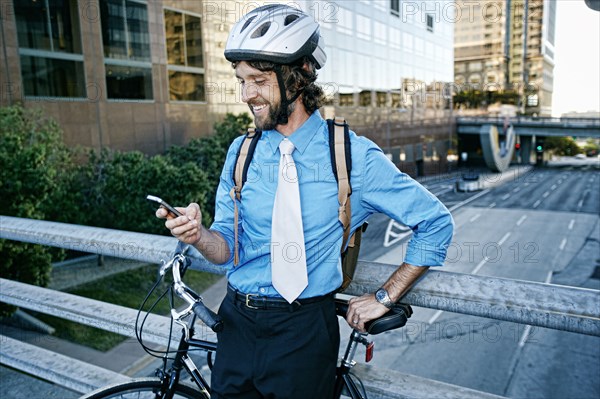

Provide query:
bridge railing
left=457, top=115, right=600, bottom=127
left=1, top=216, right=599, bottom=398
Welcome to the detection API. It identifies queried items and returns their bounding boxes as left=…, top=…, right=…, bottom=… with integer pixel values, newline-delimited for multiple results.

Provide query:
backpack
left=228, top=117, right=367, bottom=292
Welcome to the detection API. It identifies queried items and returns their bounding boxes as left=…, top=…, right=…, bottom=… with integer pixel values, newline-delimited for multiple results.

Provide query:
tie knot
left=279, top=139, right=295, bottom=156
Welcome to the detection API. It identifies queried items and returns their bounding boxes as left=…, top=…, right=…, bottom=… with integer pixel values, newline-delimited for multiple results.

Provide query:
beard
left=249, top=98, right=295, bottom=131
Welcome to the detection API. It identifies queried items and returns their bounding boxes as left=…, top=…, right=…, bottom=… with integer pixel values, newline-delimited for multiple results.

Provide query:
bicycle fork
left=333, top=329, right=374, bottom=399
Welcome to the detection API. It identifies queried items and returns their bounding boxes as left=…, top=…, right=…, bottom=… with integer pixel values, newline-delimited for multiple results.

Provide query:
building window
left=339, top=93, right=354, bottom=107
left=100, top=0, right=153, bottom=100
left=426, top=14, right=434, bottom=32
left=164, top=9, right=205, bottom=102
left=527, top=94, right=539, bottom=107
left=20, top=55, right=86, bottom=97
left=101, top=0, right=150, bottom=61
left=359, top=90, right=372, bottom=107
left=105, top=64, right=153, bottom=100
left=376, top=91, right=387, bottom=107
left=14, top=0, right=85, bottom=98
left=390, top=0, right=400, bottom=17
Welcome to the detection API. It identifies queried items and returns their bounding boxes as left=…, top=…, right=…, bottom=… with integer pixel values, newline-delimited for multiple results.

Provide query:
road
left=2, top=159, right=598, bottom=399
left=357, top=159, right=600, bottom=398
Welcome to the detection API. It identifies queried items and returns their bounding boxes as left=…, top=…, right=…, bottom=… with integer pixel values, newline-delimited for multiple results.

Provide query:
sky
left=552, top=0, right=600, bottom=116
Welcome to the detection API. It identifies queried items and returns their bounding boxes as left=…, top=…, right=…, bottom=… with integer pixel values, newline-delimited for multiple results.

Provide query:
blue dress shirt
left=211, top=111, right=454, bottom=298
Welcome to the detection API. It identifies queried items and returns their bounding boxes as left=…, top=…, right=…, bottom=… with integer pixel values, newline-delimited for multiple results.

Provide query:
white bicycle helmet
left=225, top=4, right=327, bottom=69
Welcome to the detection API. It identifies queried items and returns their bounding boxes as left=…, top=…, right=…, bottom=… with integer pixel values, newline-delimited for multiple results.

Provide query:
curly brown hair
left=232, top=57, right=325, bottom=114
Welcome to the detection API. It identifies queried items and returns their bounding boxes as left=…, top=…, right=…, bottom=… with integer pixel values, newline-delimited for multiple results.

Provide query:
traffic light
left=536, top=144, right=543, bottom=152
left=515, top=143, right=521, bottom=150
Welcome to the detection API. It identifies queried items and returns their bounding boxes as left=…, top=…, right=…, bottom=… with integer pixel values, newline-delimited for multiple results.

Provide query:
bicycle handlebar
left=192, top=302, right=224, bottom=332
left=165, top=247, right=224, bottom=333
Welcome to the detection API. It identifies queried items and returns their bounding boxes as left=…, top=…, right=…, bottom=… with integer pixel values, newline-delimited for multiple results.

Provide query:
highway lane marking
left=568, top=219, right=575, bottom=230
left=577, top=189, right=590, bottom=212
left=432, top=187, right=454, bottom=196
left=517, top=215, right=527, bottom=226
left=470, top=213, right=481, bottom=222
left=513, top=187, right=521, bottom=193
left=519, top=325, right=533, bottom=347
left=498, top=232, right=511, bottom=247
left=518, top=272, right=553, bottom=348
left=533, top=200, right=541, bottom=208
left=428, top=310, right=444, bottom=325
left=551, top=184, right=557, bottom=190
left=488, top=202, right=496, bottom=208
left=383, top=220, right=412, bottom=248
left=501, top=193, right=511, bottom=200
left=472, top=257, right=488, bottom=274
left=559, top=238, right=567, bottom=251
left=448, top=189, right=491, bottom=212
left=543, top=191, right=550, bottom=198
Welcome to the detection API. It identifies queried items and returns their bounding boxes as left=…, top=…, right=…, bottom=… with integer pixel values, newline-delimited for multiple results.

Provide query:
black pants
left=210, top=291, right=340, bottom=399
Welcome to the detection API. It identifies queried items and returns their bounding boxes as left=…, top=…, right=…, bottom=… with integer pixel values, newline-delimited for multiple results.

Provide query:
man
left=157, top=4, right=454, bottom=398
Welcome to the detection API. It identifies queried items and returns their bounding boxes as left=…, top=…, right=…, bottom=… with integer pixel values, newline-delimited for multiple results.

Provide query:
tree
left=0, top=105, right=77, bottom=316
left=583, top=139, right=599, bottom=156
left=544, top=136, right=581, bottom=156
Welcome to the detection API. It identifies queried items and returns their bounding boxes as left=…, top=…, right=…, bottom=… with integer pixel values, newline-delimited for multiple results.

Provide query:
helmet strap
left=273, top=65, right=304, bottom=125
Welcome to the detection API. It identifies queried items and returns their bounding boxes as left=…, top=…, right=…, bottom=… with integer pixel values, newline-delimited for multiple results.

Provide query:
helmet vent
left=251, top=22, right=271, bottom=38
left=240, top=16, right=256, bottom=33
left=284, top=14, right=300, bottom=26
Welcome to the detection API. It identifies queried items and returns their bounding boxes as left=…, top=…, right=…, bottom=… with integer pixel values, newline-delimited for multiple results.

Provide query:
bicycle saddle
left=335, top=298, right=413, bottom=335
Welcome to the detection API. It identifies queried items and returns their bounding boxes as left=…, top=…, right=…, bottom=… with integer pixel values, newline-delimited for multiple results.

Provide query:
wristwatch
left=375, top=287, right=394, bottom=309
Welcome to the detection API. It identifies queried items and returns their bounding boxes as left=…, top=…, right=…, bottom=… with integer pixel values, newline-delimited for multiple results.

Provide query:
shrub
left=0, top=105, right=77, bottom=316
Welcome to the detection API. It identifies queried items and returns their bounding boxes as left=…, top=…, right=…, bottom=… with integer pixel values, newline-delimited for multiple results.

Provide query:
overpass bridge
left=457, top=116, right=600, bottom=138
left=456, top=116, right=600, bottom=172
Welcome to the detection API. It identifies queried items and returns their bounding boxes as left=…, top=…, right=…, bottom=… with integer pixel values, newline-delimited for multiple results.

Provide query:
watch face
left=376, top=288, right=392, bottom=307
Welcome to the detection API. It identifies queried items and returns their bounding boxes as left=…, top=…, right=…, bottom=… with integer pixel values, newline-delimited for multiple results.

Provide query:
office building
left=454, top=0, right=556, bottom=116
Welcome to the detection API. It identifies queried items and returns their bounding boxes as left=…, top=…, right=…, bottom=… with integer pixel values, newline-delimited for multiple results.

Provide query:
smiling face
left=235, top=61, right=287, bottom=131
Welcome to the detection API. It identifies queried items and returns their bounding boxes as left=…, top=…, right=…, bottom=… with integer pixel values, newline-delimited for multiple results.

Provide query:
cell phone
left=146, top=195, right=183, bottom=217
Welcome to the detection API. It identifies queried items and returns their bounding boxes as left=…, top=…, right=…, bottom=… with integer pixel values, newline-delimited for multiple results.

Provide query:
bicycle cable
left=349, top=371, right=369, bottom=398
left=135, top=272, right=178, bottom=359
left=135, top=261, right=206, bottom=359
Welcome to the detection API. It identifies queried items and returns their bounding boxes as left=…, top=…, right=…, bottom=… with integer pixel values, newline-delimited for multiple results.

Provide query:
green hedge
left=0, top=104, right=251, bottom=316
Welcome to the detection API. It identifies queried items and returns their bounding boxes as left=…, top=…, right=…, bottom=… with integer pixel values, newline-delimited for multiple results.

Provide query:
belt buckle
left=245, top=293, right=259, bottom=309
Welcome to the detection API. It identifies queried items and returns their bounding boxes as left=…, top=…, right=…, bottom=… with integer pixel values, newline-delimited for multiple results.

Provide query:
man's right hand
left=156, top=202, right=203, bottom=245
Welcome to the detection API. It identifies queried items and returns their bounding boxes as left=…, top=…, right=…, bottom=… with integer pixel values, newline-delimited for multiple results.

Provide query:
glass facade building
left=1, top=0, right=455, bottom=175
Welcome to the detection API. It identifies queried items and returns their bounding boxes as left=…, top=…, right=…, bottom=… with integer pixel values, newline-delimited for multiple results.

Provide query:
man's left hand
left=346, top=294, right=389, bottom=333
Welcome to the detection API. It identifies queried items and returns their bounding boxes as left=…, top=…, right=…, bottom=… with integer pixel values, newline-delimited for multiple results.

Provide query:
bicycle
left=80, top=243, right=412, bottom=399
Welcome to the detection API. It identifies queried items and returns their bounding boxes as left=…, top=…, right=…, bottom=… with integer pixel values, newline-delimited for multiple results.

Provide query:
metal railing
left=457, top=116, right=600, bottom=128
left=1, top=216, right=599, bottom=398
left=2, top=216, right=598, bottom=337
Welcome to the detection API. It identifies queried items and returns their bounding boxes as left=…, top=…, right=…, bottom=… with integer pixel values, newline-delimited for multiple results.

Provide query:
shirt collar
left=265, top=110, right=325, bottom=155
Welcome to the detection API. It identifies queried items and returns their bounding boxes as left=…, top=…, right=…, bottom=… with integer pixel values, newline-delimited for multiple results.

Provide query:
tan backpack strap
left=333, top=117, right=352, bottom=252
left=230, top=128, right=260, bottom=266
left=229, top=187, right=240, bottom=266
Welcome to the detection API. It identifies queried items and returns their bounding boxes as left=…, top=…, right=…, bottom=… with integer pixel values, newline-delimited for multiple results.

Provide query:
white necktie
left=271, top=139, right=308, bottom=303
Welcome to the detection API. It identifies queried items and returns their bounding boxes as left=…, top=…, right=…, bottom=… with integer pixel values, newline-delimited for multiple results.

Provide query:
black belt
left=227, top=285, right=332, bottom=311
